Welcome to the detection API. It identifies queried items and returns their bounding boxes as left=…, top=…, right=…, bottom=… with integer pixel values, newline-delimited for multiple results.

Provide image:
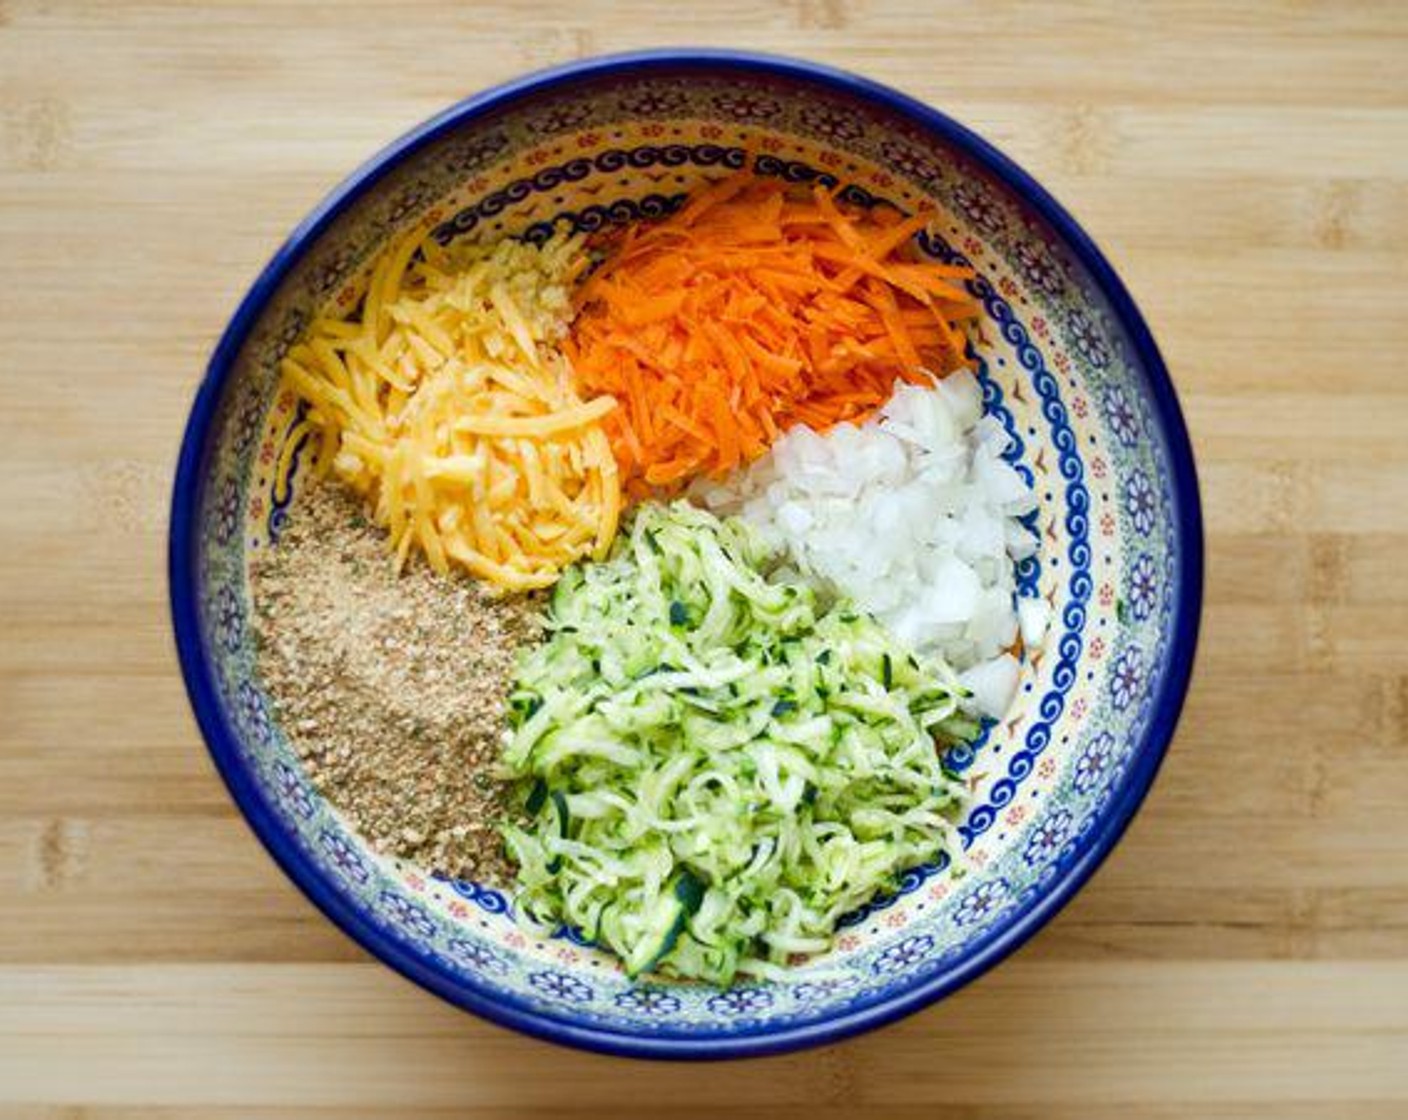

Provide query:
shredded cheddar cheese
left=281, top=228, right=620, bottom=590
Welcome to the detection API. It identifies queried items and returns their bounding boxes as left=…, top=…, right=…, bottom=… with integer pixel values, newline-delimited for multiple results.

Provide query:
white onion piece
left=1018, top=597, right=1051, bottom=649
left=959, top=654, right=1022, bottom=720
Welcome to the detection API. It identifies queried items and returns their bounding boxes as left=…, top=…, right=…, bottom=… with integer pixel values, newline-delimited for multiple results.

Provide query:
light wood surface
left=3, top=1, right=1407, bottom=1115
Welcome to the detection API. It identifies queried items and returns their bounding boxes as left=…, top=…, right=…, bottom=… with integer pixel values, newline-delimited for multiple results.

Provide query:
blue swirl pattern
left=432, top=144, right=744, bottom=245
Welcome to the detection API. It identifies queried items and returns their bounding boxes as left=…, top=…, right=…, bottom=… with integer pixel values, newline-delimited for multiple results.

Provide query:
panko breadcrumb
left=251, top=480, right=542, bottom=883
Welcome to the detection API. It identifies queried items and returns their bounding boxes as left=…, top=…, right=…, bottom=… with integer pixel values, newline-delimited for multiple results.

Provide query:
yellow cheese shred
left=281, top=226, right=620, bottom=590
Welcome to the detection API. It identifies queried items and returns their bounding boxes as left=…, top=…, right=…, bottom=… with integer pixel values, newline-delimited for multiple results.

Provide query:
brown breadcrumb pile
left=251, top=480, right=542, bottom=883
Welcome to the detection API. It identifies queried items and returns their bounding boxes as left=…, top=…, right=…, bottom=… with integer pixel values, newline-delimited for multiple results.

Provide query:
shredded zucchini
left=499, top=501, right=974, bottom=984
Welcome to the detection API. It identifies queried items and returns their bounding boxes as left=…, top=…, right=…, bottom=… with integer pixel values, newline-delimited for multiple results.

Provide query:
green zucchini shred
left=499, top=501, right=971, bottom=985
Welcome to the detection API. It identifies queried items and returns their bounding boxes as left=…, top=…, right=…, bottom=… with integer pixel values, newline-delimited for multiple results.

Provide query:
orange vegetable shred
left=565, top=173, right=979, bottom=497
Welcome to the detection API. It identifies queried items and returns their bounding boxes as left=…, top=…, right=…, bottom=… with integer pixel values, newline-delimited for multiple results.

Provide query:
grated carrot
left=567, top=174, right=978, bottom=497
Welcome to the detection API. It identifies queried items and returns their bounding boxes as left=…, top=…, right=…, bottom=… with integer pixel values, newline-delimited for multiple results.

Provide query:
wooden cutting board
left=2, top=1, right=1405, bottom=1115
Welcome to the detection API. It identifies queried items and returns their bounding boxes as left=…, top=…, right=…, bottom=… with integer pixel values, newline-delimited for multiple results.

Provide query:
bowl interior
left=179, top=56, right=1193, bottom=1054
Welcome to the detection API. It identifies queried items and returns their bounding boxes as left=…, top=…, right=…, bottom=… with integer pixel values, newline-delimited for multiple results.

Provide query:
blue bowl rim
left=169, top=47, right=1203, bottom=1061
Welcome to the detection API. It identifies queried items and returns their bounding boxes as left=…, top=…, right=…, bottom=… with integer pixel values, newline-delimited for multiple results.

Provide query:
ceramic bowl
left=170, top=50, right=1202, bottom=1058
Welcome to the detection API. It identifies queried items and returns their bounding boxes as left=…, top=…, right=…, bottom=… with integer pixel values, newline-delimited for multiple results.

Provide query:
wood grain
left=2, top=0, right=1406, bottom=1113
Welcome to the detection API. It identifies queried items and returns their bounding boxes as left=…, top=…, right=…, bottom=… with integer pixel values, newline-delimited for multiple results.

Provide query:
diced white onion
left=697, top=371, right=1040, bottom=719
